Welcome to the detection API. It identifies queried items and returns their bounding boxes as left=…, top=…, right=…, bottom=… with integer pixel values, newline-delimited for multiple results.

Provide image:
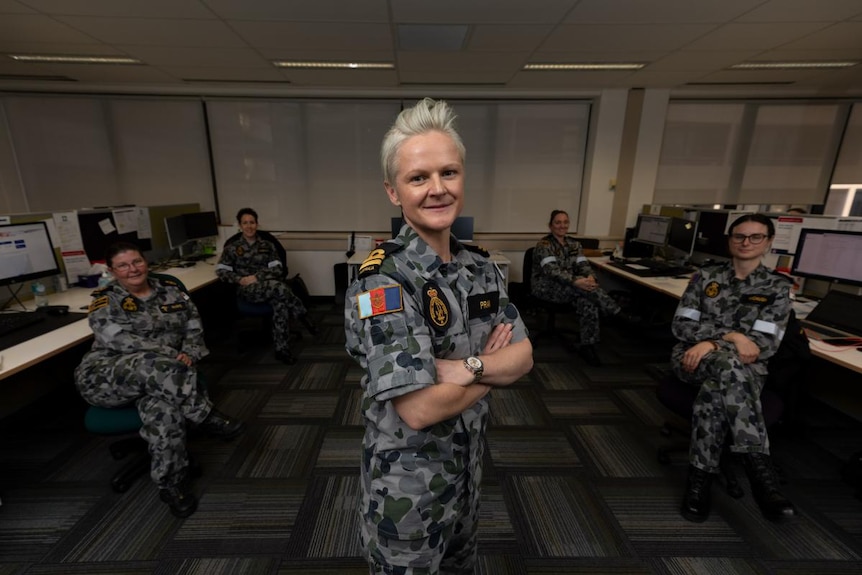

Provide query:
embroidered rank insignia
left=356, top=284, right=403, bottom=319
left=88, top=295, right=109, bottom=313
left=704, top=281, right=721, bottom=298
left=159, top=302, right=188, bottom=313
left=468, top=291, right=499, bottom=318
left=743, top=293, right=775, bottom=306
left=236, top=246, right=244, bottom=256
left=121, top=296, right=139, bottom=312
left=422, top=281, right=450, bottom=333
left=358, top=242, right=402, bottom=278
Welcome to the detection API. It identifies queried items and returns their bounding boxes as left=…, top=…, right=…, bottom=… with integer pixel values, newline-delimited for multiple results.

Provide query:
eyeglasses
left=112, top=258, right=146, bottom=272
left=729, top=233, right=768, bottom=244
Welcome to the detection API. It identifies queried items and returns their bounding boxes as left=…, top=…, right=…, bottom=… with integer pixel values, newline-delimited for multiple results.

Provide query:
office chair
left=655, top=373, right=786, bottom=498
left=522, top=247, right=578, bottom=347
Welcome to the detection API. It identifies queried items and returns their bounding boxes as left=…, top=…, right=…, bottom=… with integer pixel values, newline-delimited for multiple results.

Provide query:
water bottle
left=98, top=271, right=112, bottom=288
left=31, top=281, right=49, bottom=308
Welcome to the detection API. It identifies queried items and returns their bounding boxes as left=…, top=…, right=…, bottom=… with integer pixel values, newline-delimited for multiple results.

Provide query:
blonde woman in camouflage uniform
left=673, top=214, right=796, bottom=523
left=75, top=242, right=244, bottom=518
left=345, top=98, right=533, bottom=574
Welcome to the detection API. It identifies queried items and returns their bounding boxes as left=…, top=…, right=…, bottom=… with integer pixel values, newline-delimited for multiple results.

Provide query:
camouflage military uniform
left=671, top=262, right=791, bottom=473
left=216, top=235, right=307, bottom=356
left=345, top=226, right=528, bottom=574
left=74, top=276, right=212, bottom=486
left=531, top=234, right=620, bottom=344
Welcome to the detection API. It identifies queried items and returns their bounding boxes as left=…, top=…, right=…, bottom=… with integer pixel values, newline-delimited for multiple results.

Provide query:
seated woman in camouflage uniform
left=75, top=242, right=244, bottom=518
left=531, top=209, right=630, bottom=366
left=216, top=207, right=316, bottom=365
left=345, top=98, right=534, bottom=574
left=673, top=213, right=796, bottom=523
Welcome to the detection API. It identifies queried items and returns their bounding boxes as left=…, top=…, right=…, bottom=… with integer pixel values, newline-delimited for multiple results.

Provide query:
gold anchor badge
left=426, top=286, right=449, bottom=328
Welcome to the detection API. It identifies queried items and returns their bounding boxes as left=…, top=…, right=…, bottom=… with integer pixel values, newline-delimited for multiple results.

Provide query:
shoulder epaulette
left=462, top=243, right=490, bottom=258
left=358, top=242, right=402, bottom=278
left=88, top=295, right=109, bottom=313
left=89, top=284, right=113, bottom=297
left=769, top=269, right=793, bottom=283
left=157, top=277, right=180, bottom=288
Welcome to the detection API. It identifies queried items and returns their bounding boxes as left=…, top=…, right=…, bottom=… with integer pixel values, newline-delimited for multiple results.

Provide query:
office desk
left=346, top=251, right=512, bottom=286
left=589, top=256, right=862, bottom=375
left=0, top=260, right=219, bottom=382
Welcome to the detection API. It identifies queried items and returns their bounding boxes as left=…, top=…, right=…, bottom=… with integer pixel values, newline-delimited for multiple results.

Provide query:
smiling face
left=108, top=248, right=150, bottom=293
left=384, top=130, right=464, bottom=247
left=549, top=212, right=570, bottom=241
left=728, top=220, right=772, bottom=262
left=239, top=213, right=258, bottom=240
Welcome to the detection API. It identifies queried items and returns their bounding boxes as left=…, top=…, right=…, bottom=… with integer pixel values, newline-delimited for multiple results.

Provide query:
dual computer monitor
left=0, top=221, right=62, bottom=288
left=633, top=213, right=698, bottom=258
left=390, top=216, right=474, bottom=242
left=165, top=211, right=219, bottom=252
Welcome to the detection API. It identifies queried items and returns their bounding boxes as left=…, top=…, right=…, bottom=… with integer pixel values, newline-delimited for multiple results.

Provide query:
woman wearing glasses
left=75, top=242, right=244, bottom=518
left=671, top=214, right=796, bottom=523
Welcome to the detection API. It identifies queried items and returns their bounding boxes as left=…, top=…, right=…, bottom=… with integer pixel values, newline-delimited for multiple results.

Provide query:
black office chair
left=522, top=247, right=578, bottom=346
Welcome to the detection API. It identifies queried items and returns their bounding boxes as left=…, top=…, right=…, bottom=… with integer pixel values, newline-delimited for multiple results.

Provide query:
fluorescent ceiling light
left=8, top=54, right=141, bottom=64
left=272, top=61, right=394, bottom=70
left=523, top=62, right=645, bottom=71
left=729, top=61, right=858, bottom=70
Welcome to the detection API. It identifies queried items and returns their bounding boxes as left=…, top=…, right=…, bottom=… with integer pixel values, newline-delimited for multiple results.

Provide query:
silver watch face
left=466, top=356, right=483, bottom=371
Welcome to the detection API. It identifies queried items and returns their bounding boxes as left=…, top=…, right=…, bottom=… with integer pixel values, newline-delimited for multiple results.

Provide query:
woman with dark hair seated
left=216, top=207, right=316, bottom=365
left=75, top=242, right=244, bottom=518
left=531, top=209, right=632, bottom=366
left=673, top=213, right=796, bottom=523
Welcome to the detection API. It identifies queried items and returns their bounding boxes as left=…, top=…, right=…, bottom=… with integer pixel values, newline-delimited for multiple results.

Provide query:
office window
left=654, top=103, right=745, bottom=206
left=739, top=104, right=843, bottom=204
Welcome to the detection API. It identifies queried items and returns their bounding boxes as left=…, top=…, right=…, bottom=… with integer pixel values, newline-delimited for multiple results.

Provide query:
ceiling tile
left=530, top=50, right=668, bottom=63
left=777, top=22, right=862, bottom=51
left=564, top=0, right=764, bottom=24
left=541, top=24, right=716, bottom=52
left=159, top=65, right=288, bottom=83
left=119, top=46, right=272, bottom=68
left=396, top=51, right=527, bottom=73
left=736, top=0, right=862, bottom=23
left=54, top=16, right=247, bottom=47
left=280, top=69, right=398, bottom=87
left=685, top=22, right=832, bottom=51
left=468, top=25, right=554, bottom=52
left=398, top=25, right=468, bottom=52
left=255, top=48, right=394, bottom=62
left=398, top=70, right=513, bottom=85
left=647, top=50, right=761, bottom=72
left=0, top=14, right=104, bottom=44
left=231, top=21, right=392, bottom=51
left=392, top=0, right=577, bottom=25
left=19, top=0, right=215, bottom=18
left=203, top=0, right=389, bottom=22
left=0, top=0, right=37, bottom=14
left=0, top=41, right=123, bottom=55
left=507, top=69, right=634, bottom=89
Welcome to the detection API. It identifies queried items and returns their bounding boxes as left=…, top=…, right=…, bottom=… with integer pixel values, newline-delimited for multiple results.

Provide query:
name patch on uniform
left=356, top=284, right=403, bottom=319
left=121, top=296, right=139, bottom=312
left=159, top=302, right=188, bottom=313
left=422, top=281, right=450, bottom=333
left=467, top=291, right=499, bottom=319
left=743, top=293, right=775, bottom=306
left=89, top=295, right=108, bottom=313
left=704, top=281, right=721, bottom=298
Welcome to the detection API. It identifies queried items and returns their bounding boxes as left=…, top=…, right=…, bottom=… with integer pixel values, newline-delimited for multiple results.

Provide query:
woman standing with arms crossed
left=345, top=99, right=533, bottom=574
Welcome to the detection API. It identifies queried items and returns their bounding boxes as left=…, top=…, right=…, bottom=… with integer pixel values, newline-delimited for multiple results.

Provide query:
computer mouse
left=47, top=305, right=69, bottom=316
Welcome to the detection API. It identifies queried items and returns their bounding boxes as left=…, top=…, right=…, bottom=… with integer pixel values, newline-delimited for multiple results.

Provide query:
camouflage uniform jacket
left=79, top=276, right=208, bottom=365
left=531, top=234, right=592, bottom=296
left=345, top=225, right=528, bottom=541
left=672, top=262, right=791, bottom=375
left=216, top=235, right=284, bottom=284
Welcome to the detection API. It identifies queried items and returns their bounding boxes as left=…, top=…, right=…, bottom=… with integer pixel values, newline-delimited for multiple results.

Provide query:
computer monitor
left=692, top=210, right=731, bottom=259
left=791, top=228, right=862, bottom=287
left=0, top=221, right=61, bottom=287
left=78, top=209, right=143, bottom=263
left=390, top=216, right=474, bottom=242
left=634, top=214, right=670, bottom=247
left=165, top=211, right=219, bottom=251
left=164, top=214, right=189, bottom=251
left=666, top=217, right=698, bottom=258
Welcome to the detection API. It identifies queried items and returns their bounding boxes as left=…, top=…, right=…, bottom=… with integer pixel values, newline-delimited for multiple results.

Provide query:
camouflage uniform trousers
left=76, top=352, right=212, bottom=486
left=671, top=347, right=769, bottom=473
left=239, top=279, right=307, bottom=354
left=361, top=485, right=481, bottom=575
left=533, top=282, right=620, bottom=345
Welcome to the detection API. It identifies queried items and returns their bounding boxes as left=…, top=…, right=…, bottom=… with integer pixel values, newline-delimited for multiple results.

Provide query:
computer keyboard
left=609, top=258, right=695, bottom=277
left=0, top=312, right=45, bottom=338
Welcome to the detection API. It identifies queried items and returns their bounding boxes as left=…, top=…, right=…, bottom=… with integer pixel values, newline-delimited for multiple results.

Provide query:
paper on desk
left=627, top=264, right=649, bottom=270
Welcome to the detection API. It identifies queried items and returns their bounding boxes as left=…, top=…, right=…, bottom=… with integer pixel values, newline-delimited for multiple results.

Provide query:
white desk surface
left=589, top=256, right=862, bottom=375
left=0, top=260, right=219, bottom=381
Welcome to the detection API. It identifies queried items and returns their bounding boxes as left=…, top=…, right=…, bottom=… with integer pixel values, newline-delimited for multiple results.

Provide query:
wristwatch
left=463, top=356, right=484, bottom=384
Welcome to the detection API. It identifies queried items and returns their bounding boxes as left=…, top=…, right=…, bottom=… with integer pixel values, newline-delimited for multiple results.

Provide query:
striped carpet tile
left=217, top=365, right=290, bottom=387
left=284, top=362, right=347, bottom=391
left=531, top=363, right=588, bottom=391
left=22, top=563, right=156, bottom=574
left=486, top=429, right=581, bottom=469
left=541, top=391, right=625, bottom=420
left=338, top=389, right=365, bottom=426
left=477, top=484, right=518, bottom=549
left=506, top=475, right=629, bottom=557
left=303, top=475, right=363, bottom=558
left=613, top=388, right=670, bottom=428
left=234, top=425, right=320, bottom=478
left=571, top=424, right=664, bottom=478
left=654, top=556, right=763, bottom=574
left=159, top=557, right=281, bottom=575
left=259, top=392, right=340, bottom=420
left=314, top=429, right=362, bottom=469
left=488, top=388, right=549, bottom=426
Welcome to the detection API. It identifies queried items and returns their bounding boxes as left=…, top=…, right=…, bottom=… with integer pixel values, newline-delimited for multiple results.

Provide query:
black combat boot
left=742, top=452, right=797, bottom=521
left=681, top=465, right=714, bottom=522
left=159, top=473, right=197, bottom=518
left=199, top=409, right=245, bottom=441
left=579, top=344, right=602, bottom=367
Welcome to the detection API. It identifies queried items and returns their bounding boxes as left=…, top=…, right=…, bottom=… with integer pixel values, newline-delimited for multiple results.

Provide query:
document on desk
left=626, top=264, right=649, bottom=270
